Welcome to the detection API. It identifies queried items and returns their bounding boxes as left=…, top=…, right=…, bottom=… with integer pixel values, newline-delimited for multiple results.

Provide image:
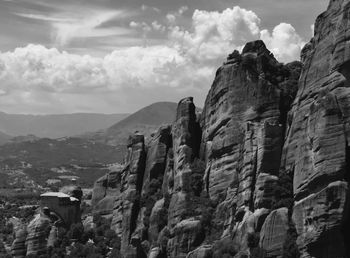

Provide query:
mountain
left=0, top=131, right=12, bottom=145
left=0, top=112, right=129, bottom=138
left=82, top=102, right=178, bottom=146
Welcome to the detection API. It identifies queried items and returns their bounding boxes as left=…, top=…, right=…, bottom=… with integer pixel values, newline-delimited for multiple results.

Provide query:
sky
left=0, top=0, right=329, bottom=114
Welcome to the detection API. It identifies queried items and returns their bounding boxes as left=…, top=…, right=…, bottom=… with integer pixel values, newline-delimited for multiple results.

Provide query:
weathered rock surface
left=186, top=245, right=213, bottom=258
left=200, top=40, right=300, bottom=208
left=11, top=227, right=27, bottom=258
left=90, top=2, right=350, bottom=257
left=142, top=125, right=172, bottom=196
left=0, top=240, right=8, bottom=256
left=25, top=214, right=51, bottom=256
left=93, top=45, right=301, bottom=258
left=91, top=168, right=122, bottom=216
left=119, top=133, right=146, bottom=256
left=260, top=207, right=289, bottom=257
left=280, top=0, right=350, bottom=256
left=167, top=218, right=203, bottom=258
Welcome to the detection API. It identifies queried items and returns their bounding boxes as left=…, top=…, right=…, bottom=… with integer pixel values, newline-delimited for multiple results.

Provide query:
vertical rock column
left=120, top=133, right=146, bottom=257
left=167, top=97, right=203, bottom=258
left=200, top=41, right=301, bottom=249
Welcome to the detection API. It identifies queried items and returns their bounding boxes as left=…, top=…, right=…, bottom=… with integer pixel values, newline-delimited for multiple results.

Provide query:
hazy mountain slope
left=0, top=137, right=123, bottom=188
left=0, top=131, right=12, bottom=145
left=83, top=102, right=178, bottom=146
left=0, top=112, right=129, bottom=138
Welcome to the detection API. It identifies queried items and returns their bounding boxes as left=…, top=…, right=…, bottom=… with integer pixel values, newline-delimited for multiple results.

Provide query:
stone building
left=40, top=192, right=80, bottom=227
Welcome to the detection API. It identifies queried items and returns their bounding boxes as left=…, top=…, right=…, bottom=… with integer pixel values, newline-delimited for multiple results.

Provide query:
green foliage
left=282, top=223, right=300, bottom=258
left=68, top=223, right=84, bottom=241
left=189, top=158, right=205, bottom=196
left=48, top=214, right=121, bottom=257
left=247, top=232, right=260, bottom=248
left=0, top=197, right=38, bottom=246
left=212, top=238, right=238, bottom=258
left=140, top=176, right=164, bottom=232
left=272, top=171, right=294, bottom=211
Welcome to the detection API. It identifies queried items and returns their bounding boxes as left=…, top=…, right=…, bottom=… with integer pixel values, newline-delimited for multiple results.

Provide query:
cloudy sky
left=0, top=0, right=328, bottom=114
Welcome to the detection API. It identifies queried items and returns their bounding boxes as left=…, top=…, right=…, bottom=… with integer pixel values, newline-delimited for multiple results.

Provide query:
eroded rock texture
left=93, top=43, right=301, bottom=258
left=11, top=228, right=27, bottom=258
left=259, top=207, right=289, bottom=257
left=0, top=240, right=8, bottom=256
left=199, top=41, right=302, bottom=255
left=120, top=133, right=147, bottom=257
left=92, top=168, right=122, bottom=216
left=280, top=0, right=350, bottom=257
left=92, top=2, right=350, bottom=257
left=25, top=214, right=51, bottom=256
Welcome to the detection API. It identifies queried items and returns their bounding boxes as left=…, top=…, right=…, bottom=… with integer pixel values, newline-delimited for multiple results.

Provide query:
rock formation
left=11, top=227, right=27, bottom=258
left=25, top=214, right=51, bottom=256
left=91, top=168, right=122, bottom=217
left=0, top=240, right=8, bottom=256
left=89, top=1, right=350, bottom=257
left=281, top=0, right=350, bottom=256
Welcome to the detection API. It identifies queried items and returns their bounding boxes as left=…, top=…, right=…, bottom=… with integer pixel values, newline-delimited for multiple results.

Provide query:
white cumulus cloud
left=260, top=23, right=305, bottom=63
left=1, top=6, right=306, bottom=113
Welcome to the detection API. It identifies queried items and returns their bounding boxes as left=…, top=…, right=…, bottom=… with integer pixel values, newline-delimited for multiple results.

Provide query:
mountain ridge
left=0, top=112, right=130, bottom=139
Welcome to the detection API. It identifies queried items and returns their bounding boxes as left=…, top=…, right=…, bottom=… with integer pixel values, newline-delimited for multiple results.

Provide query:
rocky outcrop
left=186, top=245, right=213, bottom=258
left=90, top=1, right=350, bottom=257
left=200, top=40, right=300, bottom=208
left=259, top=207, right=289, bottom=257
left=93, top=44, right=301, bottom=258
left=199, top=41, right=302, bottom=255
left=280, top=0, right=350, bottom=257
left=0, top=240, right=8, bottom=256
left=25, top=214, right=51, bottom=256
left=166, top=97, right=204, bottom=258
left=91, top=169, right=122, bottom=216
left=11, top=228, right=27, bottom=258
left=119, top=133, right=147, bottom=256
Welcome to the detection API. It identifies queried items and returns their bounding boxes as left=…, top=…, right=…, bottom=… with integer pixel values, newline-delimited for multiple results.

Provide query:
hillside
left=83, top=102, right=178, bottom=146
left=0, top=137, right=122, bottom=189
left=0, top=112, right=129, bottom=138
left=0, top=131, right=12, bottom=145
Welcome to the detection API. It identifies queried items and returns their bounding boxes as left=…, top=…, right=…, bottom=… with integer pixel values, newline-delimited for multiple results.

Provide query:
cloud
left=260, top=23, right=305, bottom=62
left=166, top=6, right=189, bottom=25
left=0, top=6, right=306, bottom=113
left=141, top=4, right=161, bottom=13
left=14, top=8, right=135, bottom=46
left=169, top=7, right=261, bottom=62
left=167, top=7, right=305, bottom=63
left=0, top=43, right=212, bottom=113
left=151, top=21, right=166, bottom=32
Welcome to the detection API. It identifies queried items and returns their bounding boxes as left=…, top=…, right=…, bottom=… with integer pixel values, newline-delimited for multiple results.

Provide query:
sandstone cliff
left=90, top=1, right=350, bottom=257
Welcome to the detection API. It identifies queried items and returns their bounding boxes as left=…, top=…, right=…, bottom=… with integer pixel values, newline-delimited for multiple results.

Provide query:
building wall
left=40, top=196, right=80, bottom=226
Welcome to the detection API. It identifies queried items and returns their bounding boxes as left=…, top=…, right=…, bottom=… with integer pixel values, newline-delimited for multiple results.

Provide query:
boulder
left=259, top=207, right=289, bottom=257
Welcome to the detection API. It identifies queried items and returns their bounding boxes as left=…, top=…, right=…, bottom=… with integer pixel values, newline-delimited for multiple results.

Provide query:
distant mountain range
left=0, top=112, right=130, bottom=139
left=81, top=101, right=178, bottom=146
left=0, top=102, right=178, bottom=188
left=0, top=131, right=12, bottom=145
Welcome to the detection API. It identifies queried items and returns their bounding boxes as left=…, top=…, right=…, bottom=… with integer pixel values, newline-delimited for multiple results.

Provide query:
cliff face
left=91, top=1, right=350, bottom=257
left=282, top=0, right=350, bottom=257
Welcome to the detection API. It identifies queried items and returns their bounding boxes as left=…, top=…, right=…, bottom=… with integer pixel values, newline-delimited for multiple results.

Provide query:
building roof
left=40, top=192, right=71, bottom=198
left=40, top=192, right=80, bottom=202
